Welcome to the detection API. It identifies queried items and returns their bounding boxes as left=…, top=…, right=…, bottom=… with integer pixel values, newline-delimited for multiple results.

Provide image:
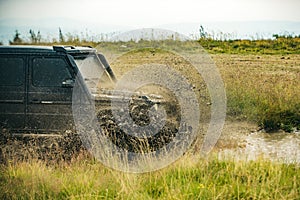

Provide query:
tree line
left=9, top=28, right=66, bottom=45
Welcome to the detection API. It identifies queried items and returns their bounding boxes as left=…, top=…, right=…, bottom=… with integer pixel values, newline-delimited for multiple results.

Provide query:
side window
left=32, top=57, right=72, bottom=87
left=0, top=56, right=24, bottom=86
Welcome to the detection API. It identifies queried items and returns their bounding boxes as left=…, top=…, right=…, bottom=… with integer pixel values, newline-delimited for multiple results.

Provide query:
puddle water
left=218, top=131, right=300, bottom=164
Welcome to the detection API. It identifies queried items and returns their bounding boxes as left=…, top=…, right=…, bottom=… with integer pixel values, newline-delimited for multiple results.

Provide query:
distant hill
left=1, top=18, right=300, bottom=44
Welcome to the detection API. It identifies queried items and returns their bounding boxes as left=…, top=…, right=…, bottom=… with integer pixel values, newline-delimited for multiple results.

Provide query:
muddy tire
left=96, top=102, right=181, bottom=153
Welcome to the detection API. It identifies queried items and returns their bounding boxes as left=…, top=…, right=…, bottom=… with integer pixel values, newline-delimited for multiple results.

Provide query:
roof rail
left=53, top=46, right=94, bottom=53
left=53, top=46, right=67, bottom=52
left=63, top=46, right=76, bottom=49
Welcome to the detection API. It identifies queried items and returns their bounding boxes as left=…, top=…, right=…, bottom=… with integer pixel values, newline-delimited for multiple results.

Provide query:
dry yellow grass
left=108, top=50, right=300, bottom=132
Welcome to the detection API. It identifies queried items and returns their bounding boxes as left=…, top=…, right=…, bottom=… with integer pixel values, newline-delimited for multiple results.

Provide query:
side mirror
left=62, top=79, right=74, bottom=88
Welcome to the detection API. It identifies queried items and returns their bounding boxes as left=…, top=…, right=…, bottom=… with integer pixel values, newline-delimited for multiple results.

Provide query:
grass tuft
left=0, top=155, right=299, bottom=199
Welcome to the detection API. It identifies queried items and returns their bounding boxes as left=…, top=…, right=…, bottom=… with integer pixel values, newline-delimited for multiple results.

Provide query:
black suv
left=0, top=45, right=163, bottom=134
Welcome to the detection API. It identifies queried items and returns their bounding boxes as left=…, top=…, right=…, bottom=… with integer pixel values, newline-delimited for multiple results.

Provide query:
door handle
left=41, top=101, right=54, bottom=104
left=30, top=100, right=53, bottom=104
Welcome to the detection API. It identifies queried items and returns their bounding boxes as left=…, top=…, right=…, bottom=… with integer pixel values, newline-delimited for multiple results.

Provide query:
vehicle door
left=0, top=55, right=26, bottom=130
left=27, top=55, right=75, bottom=132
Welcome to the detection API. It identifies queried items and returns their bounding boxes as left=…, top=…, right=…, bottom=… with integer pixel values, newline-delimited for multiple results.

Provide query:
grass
left=100, top=46, right=300, bottom=132
left=198, top=37, right=300, bottom=54
left=213, top=54, right=300, bottom=132
left=0, top=154, right=299, bottom=199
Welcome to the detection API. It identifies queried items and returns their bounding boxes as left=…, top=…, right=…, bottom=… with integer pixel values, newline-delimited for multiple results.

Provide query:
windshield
left=74, top=54, right=115, bottom=92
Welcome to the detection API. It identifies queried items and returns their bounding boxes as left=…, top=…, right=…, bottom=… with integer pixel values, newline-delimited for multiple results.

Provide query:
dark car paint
left=0, top=46, right=96, bottom=133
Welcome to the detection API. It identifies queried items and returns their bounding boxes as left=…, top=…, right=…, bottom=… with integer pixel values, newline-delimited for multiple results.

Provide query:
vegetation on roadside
left=0, top=153, right=299, bottom=200
left=198, top=36, right=300, bottom=54
left=197, top=25, right=300, bottom=54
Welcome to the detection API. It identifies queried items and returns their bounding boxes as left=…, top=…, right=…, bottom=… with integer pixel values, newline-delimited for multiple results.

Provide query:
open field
left=214, top=53, right=300, bottom=132
left=103, top=47, right=300, bottom=132
left=1, top=39, right=300, bottom=199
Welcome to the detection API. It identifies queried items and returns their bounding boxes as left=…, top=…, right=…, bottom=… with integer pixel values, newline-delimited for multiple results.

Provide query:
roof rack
left=53, top=46, right=68, bottom=52
left=53, top=46, right=95, bottom=53
left=62, top=46, right=76, bottom=49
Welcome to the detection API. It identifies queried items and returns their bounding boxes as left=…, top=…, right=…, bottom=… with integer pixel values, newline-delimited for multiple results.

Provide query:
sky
left=0, top=0, right=300, bottom=43
left=1, top=0, right=300, bottom=27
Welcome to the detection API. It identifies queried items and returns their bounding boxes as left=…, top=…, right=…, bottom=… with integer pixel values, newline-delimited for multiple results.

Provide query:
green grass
left=198, top=37, right=300, bottom=54
left=105, top=47, right=300, bottom=133
left=0, top=155, right=299, bottom=199
left=216, top=54, right=300, bottom=132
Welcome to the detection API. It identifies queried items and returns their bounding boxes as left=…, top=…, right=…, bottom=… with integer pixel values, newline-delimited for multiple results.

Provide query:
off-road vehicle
left=0, top=46, right=180, bottom=154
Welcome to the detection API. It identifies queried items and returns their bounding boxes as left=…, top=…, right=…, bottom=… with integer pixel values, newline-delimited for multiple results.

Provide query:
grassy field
left=1, top=38, right=300, bottom=199
left=198, top=37, right=300, bottom=54
left=0, top=153, right=299, bottom=199
left=214, top=54, right=300, bottom=132
left=100, top=45, right=300, bottom=132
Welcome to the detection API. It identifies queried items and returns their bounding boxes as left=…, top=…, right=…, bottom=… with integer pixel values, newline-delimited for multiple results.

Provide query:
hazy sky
left=1, top=0, right=300, bottom=27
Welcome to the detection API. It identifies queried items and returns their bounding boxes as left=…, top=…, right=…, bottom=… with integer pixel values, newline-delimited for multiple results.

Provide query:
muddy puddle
left=218, top=126, right=300, bottom=164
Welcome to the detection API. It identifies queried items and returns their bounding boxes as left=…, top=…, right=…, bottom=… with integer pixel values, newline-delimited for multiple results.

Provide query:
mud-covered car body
left=0, top=45, right=162, bottom=134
